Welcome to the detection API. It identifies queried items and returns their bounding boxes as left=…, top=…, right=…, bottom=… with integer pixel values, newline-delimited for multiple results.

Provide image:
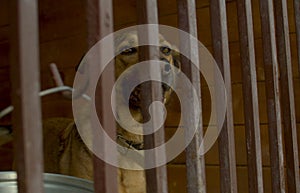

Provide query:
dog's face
left=114, top=31, right=180, bottom=146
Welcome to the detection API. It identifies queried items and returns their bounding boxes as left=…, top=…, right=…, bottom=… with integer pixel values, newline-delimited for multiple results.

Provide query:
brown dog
left=42, top=31, right=180, bottom=193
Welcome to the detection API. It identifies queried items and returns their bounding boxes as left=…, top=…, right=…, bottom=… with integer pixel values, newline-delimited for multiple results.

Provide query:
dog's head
left=114, top=31, right=180, bottom=147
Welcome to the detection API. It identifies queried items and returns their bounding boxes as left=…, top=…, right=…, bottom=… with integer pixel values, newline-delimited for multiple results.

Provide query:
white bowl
left=0, top=171, right=94, bottom=193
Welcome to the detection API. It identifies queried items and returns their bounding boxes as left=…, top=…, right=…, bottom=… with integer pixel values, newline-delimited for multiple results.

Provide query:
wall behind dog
left=0, top=0, right=300, bottom=192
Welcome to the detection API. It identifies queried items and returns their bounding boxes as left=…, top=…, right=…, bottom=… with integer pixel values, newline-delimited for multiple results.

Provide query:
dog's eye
left=121, top=47, right=137, bottom=55
left=160, top=46, right=171, bottom=55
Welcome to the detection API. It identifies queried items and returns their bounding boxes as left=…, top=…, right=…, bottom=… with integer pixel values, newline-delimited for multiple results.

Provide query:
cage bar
left=210, top=0, right=238, bottom=193
left=136, top=0, right=168, bottom=193
left=236, top=0, right=264, bottom=192
left=293, top=0, right=300, bottom=75
left=274, top=0, right=300, bottom=192
left=176, top=0, right=206, bottom=193
left=86, top=0, right=118, bottom=192
left=10, top=0, right=44, bottom=193
left=258, top=0, right=285, bottom=192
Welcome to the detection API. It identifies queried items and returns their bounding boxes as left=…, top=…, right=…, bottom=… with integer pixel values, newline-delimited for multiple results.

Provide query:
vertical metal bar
left=177, top=0, right=206, bottom=193
left=274, top=0, right=300, bottom=192
left=210, top=1, right=238, bottom=193
left=10, top=0, right=44, bottom=193
left=86, top=0, right=118, bottom=193
left=236, top=0, right=264, bottom=193
left=258, top=0, right=286, bottom=192
left=136, top=1, right=168, bottom=193
left=293, top=0, right=300, bottom=75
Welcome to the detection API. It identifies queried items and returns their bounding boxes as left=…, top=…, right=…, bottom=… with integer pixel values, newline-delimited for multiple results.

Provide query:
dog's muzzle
left=128, top=59, right=173, bottom=110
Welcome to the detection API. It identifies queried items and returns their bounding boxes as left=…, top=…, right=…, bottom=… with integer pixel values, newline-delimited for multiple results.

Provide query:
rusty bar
left=294, top=0, right=300, bottom=75
left=136, top=0, right=168, bottom=193
left=210, top=1, right=238, bottom=193
left=177, top=0, right=206, bottom=193
left=258, top=0, right=286, bottom=192
left=10, top=0, right=44, bottom=193
left=86, top=0, right=118, bottom=193
left=236, top=0, right=264, bottom=192
left=274, top=0, right=300, bottom=192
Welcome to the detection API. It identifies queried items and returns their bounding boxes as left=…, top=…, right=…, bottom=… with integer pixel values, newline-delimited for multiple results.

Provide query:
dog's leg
left=119, top=168, right=146, bottom=193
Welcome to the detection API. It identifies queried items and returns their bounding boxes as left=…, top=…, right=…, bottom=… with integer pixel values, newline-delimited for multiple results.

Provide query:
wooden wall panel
left=113, top=0, right=211, bottom=28
left=0, top=0, right=9, bottom=27
left=0, top=42, right=10, bottom=120
left=166, top=123, right=300, bottom=168
left=0, top=26, right=9, bottom=43
left=38, top=0, right=87, bottom=43
left=39, top=34, right=86, bottom=75
left=0, top=42, right=9, bottom=69
left=167, top=165, right=273, bottom=193
left=112, top=0, right=297, bottom=48
left=165, top=78, right=300, bottom=128
left=0, top=67, right=11, bottom=108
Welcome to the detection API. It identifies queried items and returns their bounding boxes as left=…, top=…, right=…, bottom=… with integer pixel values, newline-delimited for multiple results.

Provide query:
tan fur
left=41, top=32, right=179, bottom=193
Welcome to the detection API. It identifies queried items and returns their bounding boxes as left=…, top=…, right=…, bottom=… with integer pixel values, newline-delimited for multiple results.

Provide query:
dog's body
left=42, top=31, right=179, bottom=193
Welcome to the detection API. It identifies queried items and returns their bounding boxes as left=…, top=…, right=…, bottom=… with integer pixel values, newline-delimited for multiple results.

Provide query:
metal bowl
left=0, top=171, right=94, bottom=193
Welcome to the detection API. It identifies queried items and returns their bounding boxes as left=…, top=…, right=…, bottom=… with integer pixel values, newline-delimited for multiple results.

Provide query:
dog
left=42, top=31, right=180, bottom=193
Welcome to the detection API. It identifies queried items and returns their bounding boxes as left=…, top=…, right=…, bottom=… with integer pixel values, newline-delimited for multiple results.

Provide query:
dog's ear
left=171, top=45, right=181, bottom=72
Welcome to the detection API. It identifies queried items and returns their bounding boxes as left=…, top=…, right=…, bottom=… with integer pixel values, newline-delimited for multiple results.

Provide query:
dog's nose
left=160, top=58, right=171, bottom=74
